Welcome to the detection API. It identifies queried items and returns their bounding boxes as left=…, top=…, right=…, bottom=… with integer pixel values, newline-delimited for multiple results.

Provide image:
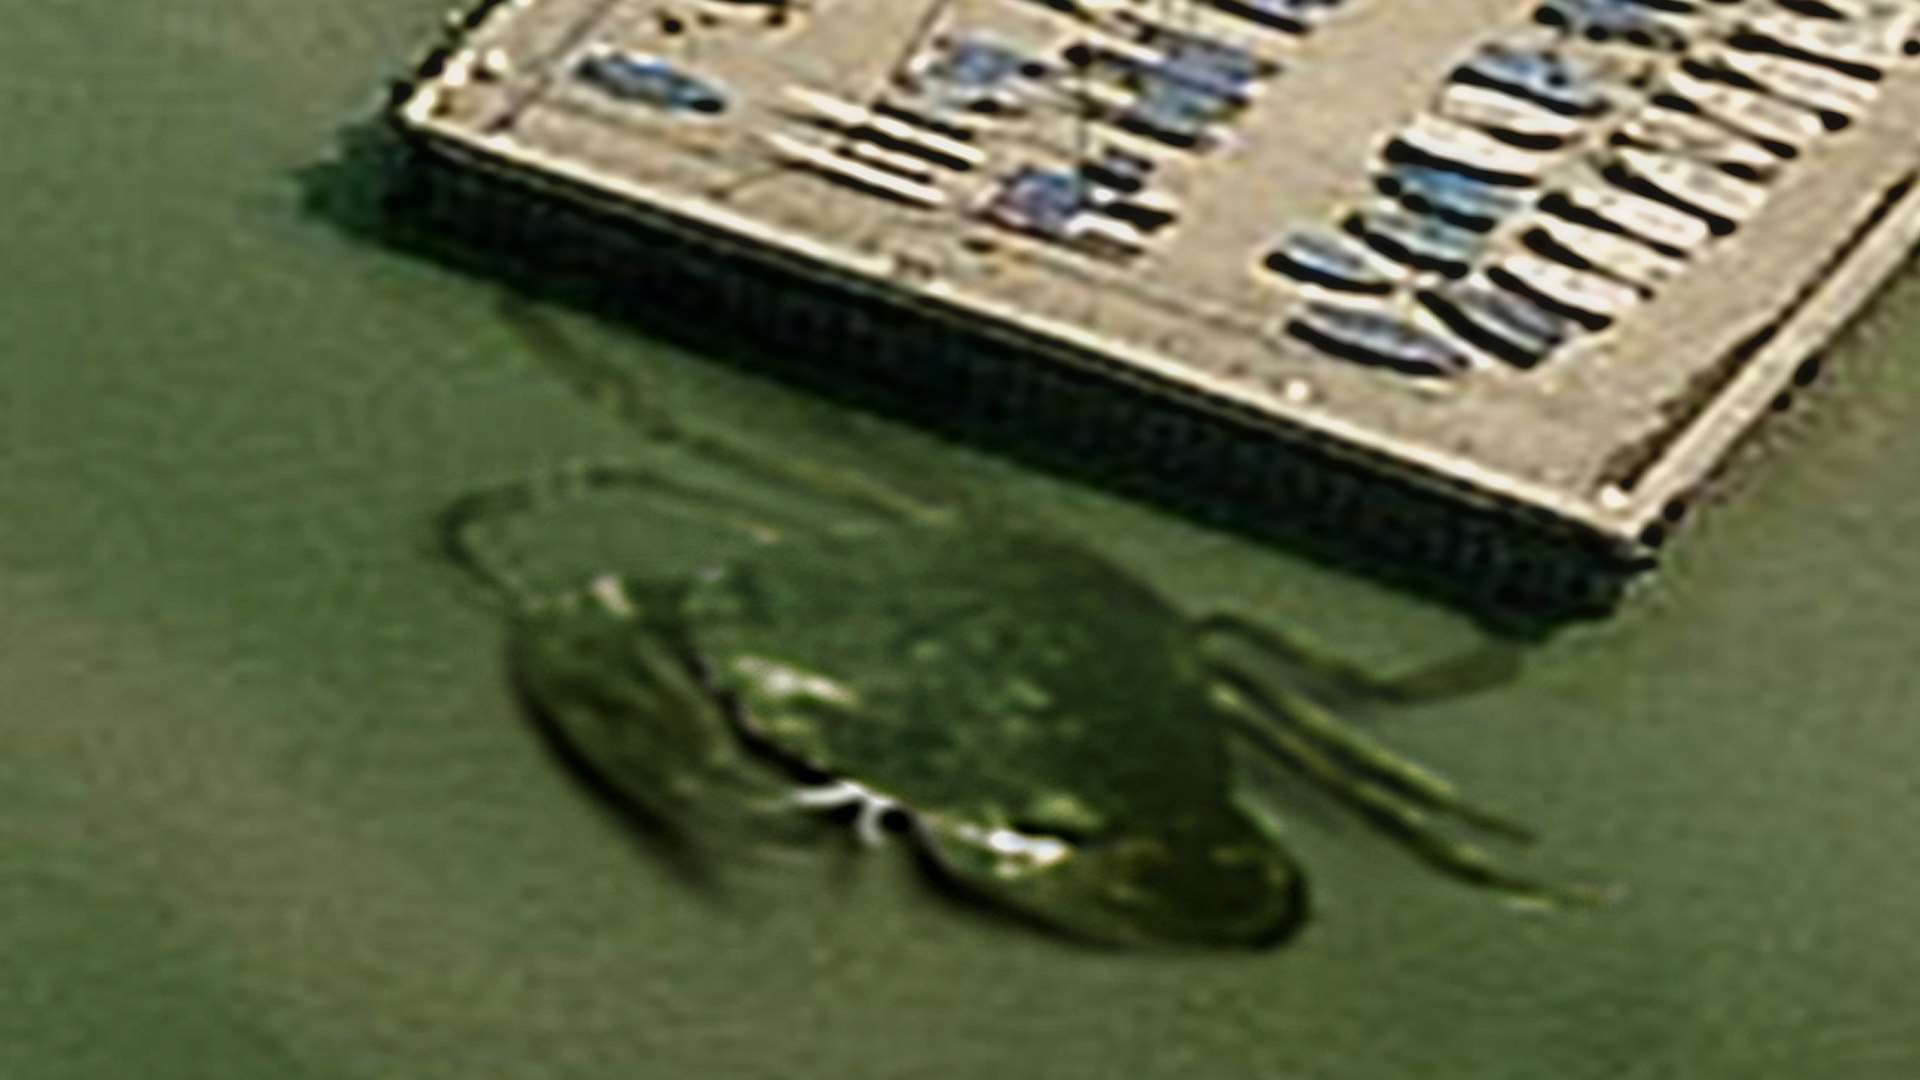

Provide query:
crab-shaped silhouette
left=435, top=305, right=1598, bottom=946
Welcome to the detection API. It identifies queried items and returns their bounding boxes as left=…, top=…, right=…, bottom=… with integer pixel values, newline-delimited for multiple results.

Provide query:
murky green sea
left=6, top=4, right=1920, bottom=1077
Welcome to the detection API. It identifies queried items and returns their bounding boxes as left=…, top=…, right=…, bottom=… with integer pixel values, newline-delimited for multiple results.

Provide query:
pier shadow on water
left=297, top=120, right=1645, bottom=638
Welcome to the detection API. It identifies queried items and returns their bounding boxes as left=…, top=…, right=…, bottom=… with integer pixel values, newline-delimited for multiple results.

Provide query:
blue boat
left=1286, top=302, right=1473, bottom=377
left=984, top=166, right=1085, bottom=239
left=1417, top=281, right=1576, bottom=368
left=1263, top=231, right=1398, bottom=294
left=924, top=35, right=1037, bottom=110
left=1378, top=165, right=1527, bottom=231
left=575, top=52, right=728, bottom=114
left=1342, top=206, right=1482, bottom=277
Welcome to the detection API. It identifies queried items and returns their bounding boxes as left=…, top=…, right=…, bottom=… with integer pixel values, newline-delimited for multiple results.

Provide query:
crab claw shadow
left=510, top=676, right=735, bottom=896
left=510, top=670, right=843, bottom=908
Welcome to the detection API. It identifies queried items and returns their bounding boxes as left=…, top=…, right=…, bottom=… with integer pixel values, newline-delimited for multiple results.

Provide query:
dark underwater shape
left=432, top=319, right=1604, bottom=944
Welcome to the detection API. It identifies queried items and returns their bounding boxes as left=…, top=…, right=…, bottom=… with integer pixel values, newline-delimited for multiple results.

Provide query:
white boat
left=1740, top=9, right=1918, bottom=69
left=1612, top=147, right=1770, bottom=223
left=1495, top=252, right=1643, bottom=319
left=1436, top=83, right=1587, bottom=141
left=1664, top=68, right=1826, bottom=149
left=1394, top=114, right=1552, bottom=181
left=1528, top=213, right=1684, bottom=293
left=1713, top=49, right=1881, bottom=119
left=1617, top=103, right=1782, bottom=178
left=1065, top=212, right=1147, bottom=253
left=1552, top=179, right=1714, bottom=253
left=843, top=139, right=941, bottom=185
left=760, top=133, right=950, bottom=208
left=783, top=86, right=989, bottom=171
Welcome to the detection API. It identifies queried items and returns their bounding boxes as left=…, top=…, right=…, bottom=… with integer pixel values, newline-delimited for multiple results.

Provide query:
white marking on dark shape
left=787, top=779, right=899, bottom=847
left=950, top=822, right=1073, bottom=876
left=731, top=655, right=861, bottom=707
left=590, top=573, right=636, bottom=618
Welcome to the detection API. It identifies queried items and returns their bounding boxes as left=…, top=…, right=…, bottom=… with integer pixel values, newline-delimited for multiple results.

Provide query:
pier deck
left=392, top=0, right=1920, bottom=561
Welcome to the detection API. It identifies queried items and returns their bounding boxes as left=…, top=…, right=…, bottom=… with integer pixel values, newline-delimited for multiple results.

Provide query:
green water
left=5, top=3, right=1919, bottom=1076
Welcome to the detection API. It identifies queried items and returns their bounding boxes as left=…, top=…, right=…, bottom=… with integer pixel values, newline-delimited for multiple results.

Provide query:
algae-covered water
left=6, top=4, right=1920, bottom=1077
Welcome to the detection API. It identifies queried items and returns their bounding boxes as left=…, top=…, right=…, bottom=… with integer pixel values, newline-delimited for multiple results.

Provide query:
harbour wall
left=376, top=122, right=1649, bottom=620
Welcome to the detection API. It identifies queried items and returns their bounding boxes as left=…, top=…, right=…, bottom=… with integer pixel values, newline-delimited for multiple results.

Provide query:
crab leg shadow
left=1209, top=669, right=1614, bottom=909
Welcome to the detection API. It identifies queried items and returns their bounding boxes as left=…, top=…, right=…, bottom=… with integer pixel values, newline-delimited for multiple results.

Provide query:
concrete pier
left=386, top=0, right=1920, bottom=605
